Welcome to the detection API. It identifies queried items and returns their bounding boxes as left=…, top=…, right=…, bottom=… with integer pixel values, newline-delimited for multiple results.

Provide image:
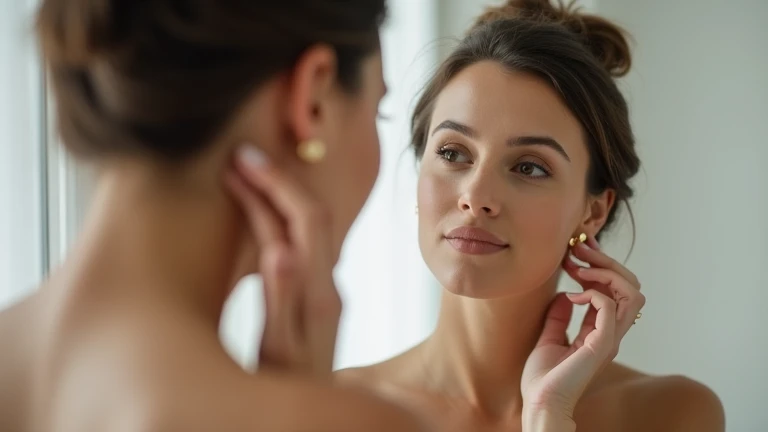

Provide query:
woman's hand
left=521, top=235, right=645, bottom=430
left=225, top=145, right=341, bottom=380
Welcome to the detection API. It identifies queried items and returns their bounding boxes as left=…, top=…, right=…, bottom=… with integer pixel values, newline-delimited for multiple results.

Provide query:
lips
left=444, top=226, right=509, bottom=255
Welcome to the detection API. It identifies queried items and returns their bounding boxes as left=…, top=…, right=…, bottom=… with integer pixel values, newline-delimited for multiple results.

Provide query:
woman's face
left=417, top=61, right=604, bottom=298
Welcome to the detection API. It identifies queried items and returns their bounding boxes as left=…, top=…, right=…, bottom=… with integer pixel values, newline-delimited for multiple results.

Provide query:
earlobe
left=569, top=233, right=587, bottom=247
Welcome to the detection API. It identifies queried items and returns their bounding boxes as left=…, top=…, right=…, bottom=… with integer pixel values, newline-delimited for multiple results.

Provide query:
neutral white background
left=0, top=0, right=44, bottom=306
left=590, top=1, right=768, bottom=429
left=2, top=0, right=766, bottom=430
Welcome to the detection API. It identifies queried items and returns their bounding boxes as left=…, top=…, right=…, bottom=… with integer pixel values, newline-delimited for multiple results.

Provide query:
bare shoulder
left=583, top=363, right=724, bottom=432
left=114, top=316, right=429, bottom=432
left=149, top=368, right=430, bottom=432
left=335, top=364, right=380, bottom=386
left=626, top=373, right=724, bottom=432
left=335, top=346, right=423, bottom=388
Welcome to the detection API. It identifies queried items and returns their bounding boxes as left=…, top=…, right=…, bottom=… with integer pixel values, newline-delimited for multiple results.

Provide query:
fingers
left=536, top=293, right=574, bottom=348
left=566, top=290, right=616, bottom=357
left=258, top=246, right=303, bottom=369
left=228, top=145, right=341, bottom=378
left=564, top=235, right=645, bottom=338
left=227, top=170, right=308, bottom=371
left=576, top=268, right=645, bottom=335
left=562, top=254, right=586, bottom=283
left=234, top=145, right=333, bottom=264
left=570, top=239, right=640, bottom=290
left=303, top=285, right=342, bottom=377
left=571, top=303, right=598, bottom=350
left=225, top=171, right=286, bottom=246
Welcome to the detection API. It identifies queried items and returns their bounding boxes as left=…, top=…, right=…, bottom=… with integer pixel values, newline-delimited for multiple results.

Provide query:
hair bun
left=37, top=0, right=138, bottom=67
left=472, top=0, right=632, bottom=78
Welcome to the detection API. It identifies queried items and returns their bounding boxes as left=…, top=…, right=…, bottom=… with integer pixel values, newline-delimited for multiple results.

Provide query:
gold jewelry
left=633, top=312, right=642, bottom=325
left=568, top=232, right=587, bottom=247
left=297, top=139, right=326, bottom=163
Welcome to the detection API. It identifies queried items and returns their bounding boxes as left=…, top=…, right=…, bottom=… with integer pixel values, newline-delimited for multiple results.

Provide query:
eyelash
left=435, top=146, right=464, bottom=163
left=435, top=145, right=552, bottom=179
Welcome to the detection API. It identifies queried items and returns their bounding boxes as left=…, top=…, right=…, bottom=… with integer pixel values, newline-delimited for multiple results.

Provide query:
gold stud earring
left=297, top=139, right=326, bottom=163
left=568, top=232, right=587, bottom=247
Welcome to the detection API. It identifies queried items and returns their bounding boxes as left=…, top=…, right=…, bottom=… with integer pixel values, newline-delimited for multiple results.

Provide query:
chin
left=430, top=254, right=562, bottom=300
left=431, top=263, right=508, bottom=299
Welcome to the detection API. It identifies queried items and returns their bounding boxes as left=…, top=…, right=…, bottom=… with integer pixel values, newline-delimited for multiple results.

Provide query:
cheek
left=515, top=192, right=574, bottom=239
left=417, top=166, right=454, bottom=221
left=416, top=167, right=456, bottom=271
left=510, top=190, right=582, bottom=270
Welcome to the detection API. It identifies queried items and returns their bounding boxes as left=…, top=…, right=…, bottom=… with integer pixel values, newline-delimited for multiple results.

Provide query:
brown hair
left=411, top=0, right=640, bottom=239
left=37, top=0, right=386, bottom=162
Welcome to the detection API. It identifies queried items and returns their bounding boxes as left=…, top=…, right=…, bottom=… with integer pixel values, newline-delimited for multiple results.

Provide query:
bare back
left=0, top=284, right=427, bottom=432
left=0, top=295, right=41, bottom=432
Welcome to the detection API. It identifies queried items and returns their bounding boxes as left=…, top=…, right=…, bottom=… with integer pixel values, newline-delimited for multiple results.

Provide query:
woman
left=0, top=1, right=429, bottom=431
left=333, top=1, right=725, bottom=431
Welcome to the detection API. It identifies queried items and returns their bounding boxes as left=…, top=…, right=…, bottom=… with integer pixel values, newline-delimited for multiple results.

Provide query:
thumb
left=536, top=293, right=574, bottom=347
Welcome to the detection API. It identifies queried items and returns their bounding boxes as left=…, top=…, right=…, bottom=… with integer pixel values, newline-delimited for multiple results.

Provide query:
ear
left=579, top=189, right=616, bottom=238
left=285, top=44, right=338, bottom=146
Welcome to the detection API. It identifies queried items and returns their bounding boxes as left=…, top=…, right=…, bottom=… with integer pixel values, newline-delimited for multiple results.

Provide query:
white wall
left=436, top=0, right=767, bottom=430
left=0, top=0, right=44, bottom=304
left=592, top=1, right=768, bottom=430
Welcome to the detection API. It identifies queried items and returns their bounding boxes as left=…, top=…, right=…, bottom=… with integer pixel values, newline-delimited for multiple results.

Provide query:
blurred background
left=1, top=0, right=766, bottom=429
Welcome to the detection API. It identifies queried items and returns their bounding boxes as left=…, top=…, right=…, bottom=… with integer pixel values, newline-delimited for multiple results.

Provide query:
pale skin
left=335, top=61, right=725, bottom=431
left=0, top=47, right=430, bottom=432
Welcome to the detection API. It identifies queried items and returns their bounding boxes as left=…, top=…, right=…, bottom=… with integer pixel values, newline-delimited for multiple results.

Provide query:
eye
left=514, top=161, right=551, bottom=178
left=436, top=146, right=471, bottom=163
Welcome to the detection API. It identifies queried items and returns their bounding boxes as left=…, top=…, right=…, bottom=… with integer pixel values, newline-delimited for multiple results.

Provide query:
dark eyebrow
left=509, top=136, right=571, bottom=162
left=431, top=120, right=478, bottom=139
left=432, top=119, right=571, bottom=162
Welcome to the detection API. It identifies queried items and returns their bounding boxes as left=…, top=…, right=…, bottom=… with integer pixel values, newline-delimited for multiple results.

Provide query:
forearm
left=522, top=407, right=577, bottom=432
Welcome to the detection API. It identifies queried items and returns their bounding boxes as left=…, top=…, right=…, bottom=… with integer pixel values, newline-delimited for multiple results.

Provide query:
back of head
left=36, top=0, right=386, bottom=162
left=411, top=0, right=640, bottom=239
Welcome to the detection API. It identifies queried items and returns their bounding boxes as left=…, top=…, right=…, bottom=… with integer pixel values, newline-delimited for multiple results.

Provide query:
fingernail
left=565, top=292, right=579, bottom=298
left=238, top=145, right=267, bottom=168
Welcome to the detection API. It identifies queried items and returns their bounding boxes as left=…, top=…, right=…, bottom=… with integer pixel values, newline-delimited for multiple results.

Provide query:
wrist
left=522, top=406, right=576, bottom=432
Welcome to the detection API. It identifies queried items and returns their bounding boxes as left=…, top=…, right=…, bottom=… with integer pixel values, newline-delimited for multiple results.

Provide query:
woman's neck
left=52, top=159, right=249, bottom=327
left=419, top=277, right=559, bottom=420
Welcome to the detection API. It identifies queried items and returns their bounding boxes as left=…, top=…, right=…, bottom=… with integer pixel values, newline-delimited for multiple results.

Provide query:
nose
left=457, top=174, right=502, bottom=218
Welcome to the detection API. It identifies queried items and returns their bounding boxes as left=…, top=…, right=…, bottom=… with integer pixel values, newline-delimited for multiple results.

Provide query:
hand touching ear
left=521, top=235, right=644, bottom=429
left=225, top=145, right=340, bottom=380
